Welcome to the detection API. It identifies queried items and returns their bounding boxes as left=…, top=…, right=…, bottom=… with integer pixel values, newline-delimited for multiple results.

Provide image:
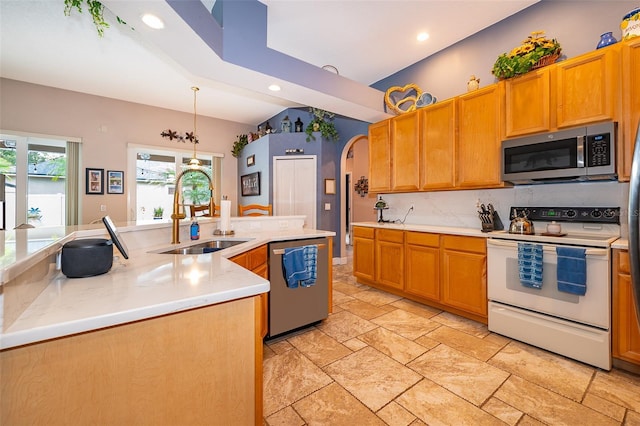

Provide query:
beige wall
left=346, top=137, right=377, bottom=224
left=0, top=78, right=253, bottom=224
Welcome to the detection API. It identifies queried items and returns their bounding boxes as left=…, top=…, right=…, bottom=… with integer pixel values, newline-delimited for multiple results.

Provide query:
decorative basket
left=531, top=53, right=560, bottom=70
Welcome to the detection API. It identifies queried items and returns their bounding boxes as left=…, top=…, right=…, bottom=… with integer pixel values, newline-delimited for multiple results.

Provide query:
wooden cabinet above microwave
left=505, top=45, right=620, bottom=138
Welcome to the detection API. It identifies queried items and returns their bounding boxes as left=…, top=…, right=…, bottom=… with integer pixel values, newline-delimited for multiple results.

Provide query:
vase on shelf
left=596, top=32, right=617, bottom=49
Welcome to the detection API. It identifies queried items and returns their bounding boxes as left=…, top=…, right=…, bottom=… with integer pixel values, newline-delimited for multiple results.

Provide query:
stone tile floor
left=263, top=260, right=640, bottom=425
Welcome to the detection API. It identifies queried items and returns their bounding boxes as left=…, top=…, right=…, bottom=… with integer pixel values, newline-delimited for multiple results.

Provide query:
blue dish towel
left=282, top=245, right=317, bottom=288
left=518, top=243, right=543, bottom=289
left=556, top=247, right=587, bottom=295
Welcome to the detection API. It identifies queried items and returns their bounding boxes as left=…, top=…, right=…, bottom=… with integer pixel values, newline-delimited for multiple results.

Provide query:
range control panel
left=510, top=206, right=620, bottom=224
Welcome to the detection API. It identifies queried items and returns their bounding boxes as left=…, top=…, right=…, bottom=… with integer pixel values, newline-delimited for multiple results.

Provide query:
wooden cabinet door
left=440, top=235, right=487, bottom=317
left=621, top=37, right=640, bottom=181
left=353, top=226, right=375, bottom=282
left=391, top=110, right=420, bottom=191
left=368, top=119, right=392, bottom=192
left=555, top=46, right=620, bottom=128
left=505, top=69, right=552, bottom=137
left=613, top=250, right=640, bottom=365
left=405, top=232, right=440, bottom=301
left=231, top=245, right=268, bottom=337
left=375, top=229, right=404, bottom=290
left=457, top=84, right=504, bottom=188
left=420, top=99, right=456, bottom=189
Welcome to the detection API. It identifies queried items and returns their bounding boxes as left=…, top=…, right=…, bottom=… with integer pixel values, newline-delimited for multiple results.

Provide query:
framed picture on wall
left=107, top=170, right=124, bottom=194
left=241, top=172, right=260, bottom=196
left=324, top=178, right=336, bottom=194
left=247, top=155, right=255, bottom=167
left=86, top=168, right=104, bottom=195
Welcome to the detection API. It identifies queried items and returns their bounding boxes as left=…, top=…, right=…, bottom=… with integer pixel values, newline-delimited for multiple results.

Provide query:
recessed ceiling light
left=141, top=14, right=164, bottom=29
left=417, top=32, right=429, bottom=42
left=268, top=84, right=281, bottom=92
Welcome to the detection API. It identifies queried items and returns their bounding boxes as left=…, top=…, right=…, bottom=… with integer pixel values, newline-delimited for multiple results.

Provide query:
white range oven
left=487, top=206, right=620, bottom=370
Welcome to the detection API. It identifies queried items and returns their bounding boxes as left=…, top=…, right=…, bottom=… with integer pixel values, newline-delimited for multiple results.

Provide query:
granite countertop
left=1, top=221, right=334, bottom=350
left=351, top=221, right=488, bottom=238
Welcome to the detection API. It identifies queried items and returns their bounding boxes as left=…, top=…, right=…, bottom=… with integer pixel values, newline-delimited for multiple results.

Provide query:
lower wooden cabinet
left=353, top=226, right=375, bottom=282
left=352, top=226, right=487, bottom=322
left=440, top=235, right=487, bottom=317
left=405, top=231, right=440, bottom=301
left=230, top=245, right=269, bottom=338
left=375, top=229, right=404, bottom=290
left=613, top=249, right=640, bottom=368
left=1, top=297, right=262, bottom=425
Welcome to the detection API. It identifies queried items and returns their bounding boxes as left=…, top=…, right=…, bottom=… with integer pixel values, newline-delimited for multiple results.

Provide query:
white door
left=273, top=156, right=316, bottom=229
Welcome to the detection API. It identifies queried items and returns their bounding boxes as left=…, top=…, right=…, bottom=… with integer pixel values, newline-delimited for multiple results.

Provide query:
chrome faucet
left=171, top=168, right=215, bottom=244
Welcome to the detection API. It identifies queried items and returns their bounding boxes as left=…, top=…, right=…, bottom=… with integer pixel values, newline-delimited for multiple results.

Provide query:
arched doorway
left=339, top=134, right=377, bottom=262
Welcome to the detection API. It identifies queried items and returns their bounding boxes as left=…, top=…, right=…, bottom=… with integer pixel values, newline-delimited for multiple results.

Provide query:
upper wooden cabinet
left=457, top=83, right=505, bottom=188
left=391, top=110, right=421, bottom=191
left=555, top=46, right=620, bottom=128
left=621, top=37, right=640, bottom=181
left=420, top=99, right=456, bottom=190
left=368, top=119, right=392, bottom=192
left=505, top=69, right=552, bottom=137
left=504, top=45, right=620, bottom=137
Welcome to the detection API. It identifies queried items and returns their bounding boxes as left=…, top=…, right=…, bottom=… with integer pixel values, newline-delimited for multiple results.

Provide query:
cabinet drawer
left=353, top=226, right=375, bottom=239
left=617, top=250, right=630, bottom=274
left=406, top=231, right=440, bottom=247
left=376, top=229, right=404, bottom=243
left=248, top=245, right=267, bottom=271
left=442, top=235, right=486, bottom=253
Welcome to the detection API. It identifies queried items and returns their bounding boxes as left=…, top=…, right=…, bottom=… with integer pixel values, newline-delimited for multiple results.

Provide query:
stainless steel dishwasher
left=268, top=237, right=329, bottom=337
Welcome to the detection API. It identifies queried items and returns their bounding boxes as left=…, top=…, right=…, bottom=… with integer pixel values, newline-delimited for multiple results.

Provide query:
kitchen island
left=0, top=216, right=334, bottom=425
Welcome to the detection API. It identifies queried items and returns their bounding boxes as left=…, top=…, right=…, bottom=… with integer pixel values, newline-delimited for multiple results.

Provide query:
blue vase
left=596, top=32, right=617, bottom=49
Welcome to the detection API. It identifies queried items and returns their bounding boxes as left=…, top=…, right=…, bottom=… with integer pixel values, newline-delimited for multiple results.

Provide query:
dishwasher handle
left=272, top=243, right=326, bottom=255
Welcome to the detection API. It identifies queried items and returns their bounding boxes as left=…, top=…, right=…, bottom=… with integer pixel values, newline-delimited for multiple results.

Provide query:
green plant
left=305, top=108, right=339, bottom=142
left=153, top=206, right=164, bottom=217
left=231, top=134, right=249, bottom=158
left=492, top=31, right=561, bottom=80
left=64, top=0, right=128, bottom=37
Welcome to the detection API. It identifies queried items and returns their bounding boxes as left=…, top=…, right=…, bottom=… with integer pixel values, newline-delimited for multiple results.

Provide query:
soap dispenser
left=190, top=217, right=200, bottom=240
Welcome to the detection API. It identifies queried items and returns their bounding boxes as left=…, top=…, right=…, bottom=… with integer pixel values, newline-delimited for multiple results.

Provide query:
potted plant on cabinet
left=305, top=108, right=339, bottom=142
left=492, top=31, right=561, bottom=80
left=231, top=134, right=248, bottom=158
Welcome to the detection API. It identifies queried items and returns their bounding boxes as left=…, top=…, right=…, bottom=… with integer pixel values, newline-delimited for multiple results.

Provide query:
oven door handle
left=487, top=239, right=608, bottom=257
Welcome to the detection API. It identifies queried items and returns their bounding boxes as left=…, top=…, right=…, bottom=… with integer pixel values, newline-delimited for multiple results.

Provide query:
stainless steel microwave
left=501, top=122, right=617, bottom=185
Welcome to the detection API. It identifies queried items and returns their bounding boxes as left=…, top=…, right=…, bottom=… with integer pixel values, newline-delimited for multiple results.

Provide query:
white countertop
left=1, top=220, right=334, bottom=350
left=352, top=221, right=488, bottom=238
left=612, top=239, right=629, bottom=250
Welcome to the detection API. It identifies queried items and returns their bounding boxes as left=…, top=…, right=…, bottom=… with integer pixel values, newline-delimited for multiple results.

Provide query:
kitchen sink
left=157, top=239, right=250, bottom=255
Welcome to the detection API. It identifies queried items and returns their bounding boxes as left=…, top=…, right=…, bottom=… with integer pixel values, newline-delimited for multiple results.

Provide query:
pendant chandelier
left=160, top=86, right=201, bottom=168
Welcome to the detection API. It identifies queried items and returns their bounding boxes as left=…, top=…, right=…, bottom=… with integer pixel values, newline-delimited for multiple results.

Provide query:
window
left=128, top=144, right=222, bottom=222
left=0, top=134, right=75, bottom=229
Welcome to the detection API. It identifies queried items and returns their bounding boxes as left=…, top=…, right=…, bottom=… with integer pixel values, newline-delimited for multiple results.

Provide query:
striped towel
left=282, top=245, right=317, bottom=288
left=518, top=243, right=543, bottom=289
left=556, top=247, right=587, bottom=295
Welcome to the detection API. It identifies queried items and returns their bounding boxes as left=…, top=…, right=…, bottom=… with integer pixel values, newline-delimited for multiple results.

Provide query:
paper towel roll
left=220, top=199, right=231, bottom=232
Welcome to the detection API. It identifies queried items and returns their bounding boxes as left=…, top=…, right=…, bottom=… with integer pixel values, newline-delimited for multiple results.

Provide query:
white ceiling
left=0, top=0, right=538, bottom=125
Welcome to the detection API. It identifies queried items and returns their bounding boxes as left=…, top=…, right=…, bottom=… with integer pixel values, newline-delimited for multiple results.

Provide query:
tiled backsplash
left=380, top=181, right=630, bottom=235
